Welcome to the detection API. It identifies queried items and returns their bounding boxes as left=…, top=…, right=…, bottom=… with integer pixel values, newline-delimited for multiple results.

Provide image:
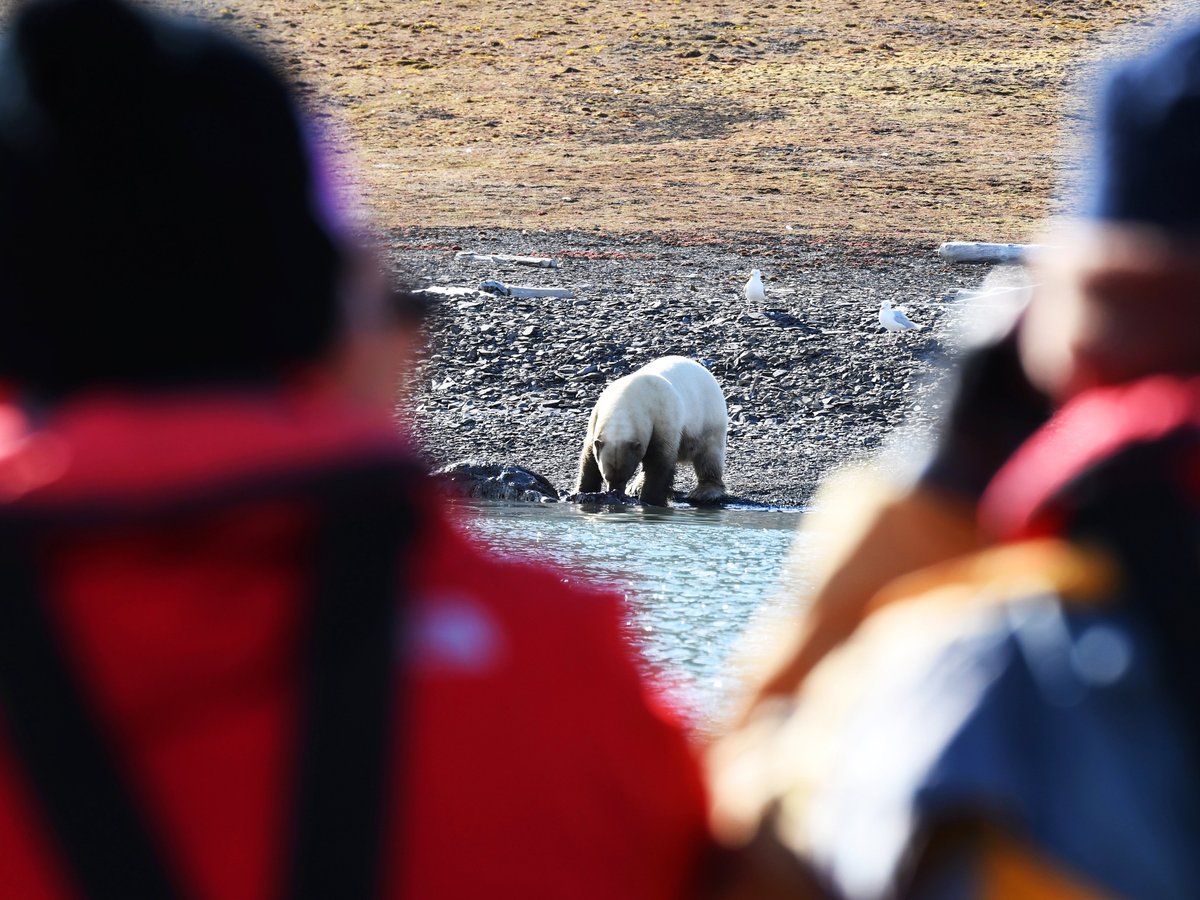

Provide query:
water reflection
left=451, top=499, right=811, bottom=728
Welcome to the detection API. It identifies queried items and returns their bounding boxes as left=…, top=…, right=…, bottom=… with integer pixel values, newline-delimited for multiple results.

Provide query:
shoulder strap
left=0, top=526, right=185, bottom=899
left=285, top=474, right=417, bottom=900
left=0, top=460, right=419, bottom=900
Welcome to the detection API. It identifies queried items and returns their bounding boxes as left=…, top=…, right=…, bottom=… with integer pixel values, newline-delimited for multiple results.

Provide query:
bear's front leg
left=576, top=441, right=603, bottom=493
left=634, top=440, right=677, bottom=506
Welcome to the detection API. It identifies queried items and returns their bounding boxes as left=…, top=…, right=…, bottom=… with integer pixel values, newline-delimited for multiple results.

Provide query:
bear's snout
left=598, top=442, right=642, bottom=494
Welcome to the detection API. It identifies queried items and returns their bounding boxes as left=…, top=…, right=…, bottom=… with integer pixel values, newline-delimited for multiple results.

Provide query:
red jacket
left=0, top=387, right=708, bottom=900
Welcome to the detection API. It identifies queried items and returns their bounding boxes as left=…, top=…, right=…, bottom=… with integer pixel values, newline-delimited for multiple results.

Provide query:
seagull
left=745, top=269, right=766, bottom=306
left=879, top=299, right=920, bottom=332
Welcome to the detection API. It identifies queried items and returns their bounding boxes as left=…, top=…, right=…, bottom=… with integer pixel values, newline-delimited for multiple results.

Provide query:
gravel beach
left=389, top=226, right=1025, bottom=508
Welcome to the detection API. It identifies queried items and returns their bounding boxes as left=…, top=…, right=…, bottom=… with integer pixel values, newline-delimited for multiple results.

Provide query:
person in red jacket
left=0, top=2, right=708, bottom=899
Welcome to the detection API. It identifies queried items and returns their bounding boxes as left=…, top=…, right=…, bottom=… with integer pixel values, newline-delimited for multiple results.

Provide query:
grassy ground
left=153, top=0, right=1178, bottom=242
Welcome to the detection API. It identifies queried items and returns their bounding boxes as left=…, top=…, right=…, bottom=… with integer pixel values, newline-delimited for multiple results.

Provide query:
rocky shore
left=387, top=226, right=1025, bottom=509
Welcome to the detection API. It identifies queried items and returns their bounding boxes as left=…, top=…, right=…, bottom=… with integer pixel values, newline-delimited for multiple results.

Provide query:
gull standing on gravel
left=745, top=269, right=766, bottom=307
left=879, top=299, right=921, bottom=332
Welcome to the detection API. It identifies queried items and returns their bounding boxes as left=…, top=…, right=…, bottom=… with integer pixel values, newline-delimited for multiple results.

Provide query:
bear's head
left=593, top=409, right=649, bottom=493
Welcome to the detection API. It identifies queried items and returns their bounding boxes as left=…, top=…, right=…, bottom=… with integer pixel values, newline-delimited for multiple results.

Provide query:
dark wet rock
left=676, top=490, right=726, bottom=508
left=565, top=490, right=643, bottom=507
left=702, top=494, right=793, bottom=511
left=433, top=462, right=561, bottom=502
left=564, top=489, right=772, bottom=510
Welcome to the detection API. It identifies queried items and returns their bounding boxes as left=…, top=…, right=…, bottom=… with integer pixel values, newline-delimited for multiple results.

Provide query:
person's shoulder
left=772, top=545, right=1197, bottom=898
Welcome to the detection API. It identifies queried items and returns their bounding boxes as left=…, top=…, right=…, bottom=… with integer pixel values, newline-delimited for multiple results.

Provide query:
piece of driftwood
left=413, top=285, right=491, bottom=299
left=455, top=251, right=560, bottom=268
left=479, top=279, right=575, bottom=299
left=936, top=242, right=1049, bottom=264
left=944, top=283, right=1037, bottom=301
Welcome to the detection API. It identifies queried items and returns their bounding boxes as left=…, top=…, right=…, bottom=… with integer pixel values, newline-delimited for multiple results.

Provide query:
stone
left=433, top=462, right=560, bottom=502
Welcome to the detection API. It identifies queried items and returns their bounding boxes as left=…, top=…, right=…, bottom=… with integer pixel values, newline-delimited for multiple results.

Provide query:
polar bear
left=575, top=356, right=728, bottom=506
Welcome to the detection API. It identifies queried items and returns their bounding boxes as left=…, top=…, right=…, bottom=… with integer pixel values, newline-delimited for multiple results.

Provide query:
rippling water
left=451, top=500, right=813, bottom=729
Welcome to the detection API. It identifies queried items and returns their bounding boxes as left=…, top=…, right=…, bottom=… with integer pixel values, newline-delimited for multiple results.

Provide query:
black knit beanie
left=0, top=0, right=344, bottom=397
left=1089, top=21, right=1200, bottom=233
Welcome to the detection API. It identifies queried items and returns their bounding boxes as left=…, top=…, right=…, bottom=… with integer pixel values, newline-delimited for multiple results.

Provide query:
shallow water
left=452, top=499, right=812, bottom=729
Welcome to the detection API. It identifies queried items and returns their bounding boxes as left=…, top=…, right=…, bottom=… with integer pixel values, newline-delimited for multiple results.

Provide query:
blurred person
left=708, top=19, right=1200, bottom=900
left=0, top=1, right=708, bottom=899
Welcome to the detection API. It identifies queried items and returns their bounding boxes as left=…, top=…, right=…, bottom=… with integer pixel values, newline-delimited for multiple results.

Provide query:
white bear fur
left=575, top=356, right=728, bottom=505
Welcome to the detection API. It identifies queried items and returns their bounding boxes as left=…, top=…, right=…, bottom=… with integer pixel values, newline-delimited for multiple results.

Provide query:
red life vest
left=0, top=387, right=708, bottom=900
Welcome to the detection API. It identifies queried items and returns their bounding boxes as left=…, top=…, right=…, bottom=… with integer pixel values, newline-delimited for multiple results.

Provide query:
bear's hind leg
left=687, top=444, right=726, bottom=504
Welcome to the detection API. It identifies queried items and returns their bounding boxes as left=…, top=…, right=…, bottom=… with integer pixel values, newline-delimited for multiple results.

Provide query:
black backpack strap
left=0, top=526, right=185, bottom=899
left=285, top=473, right=417, bottom=900
left=0, top=458, right=420, bottom=900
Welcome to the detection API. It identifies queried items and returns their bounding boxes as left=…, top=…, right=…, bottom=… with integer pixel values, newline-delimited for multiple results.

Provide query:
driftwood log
left=936, top=241, right=1050, bottom=264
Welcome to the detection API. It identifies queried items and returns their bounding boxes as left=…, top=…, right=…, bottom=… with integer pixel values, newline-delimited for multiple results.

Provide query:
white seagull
left=745, top=269, right=766, bottom=306
left=879, top=299, right=920, bottom=332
